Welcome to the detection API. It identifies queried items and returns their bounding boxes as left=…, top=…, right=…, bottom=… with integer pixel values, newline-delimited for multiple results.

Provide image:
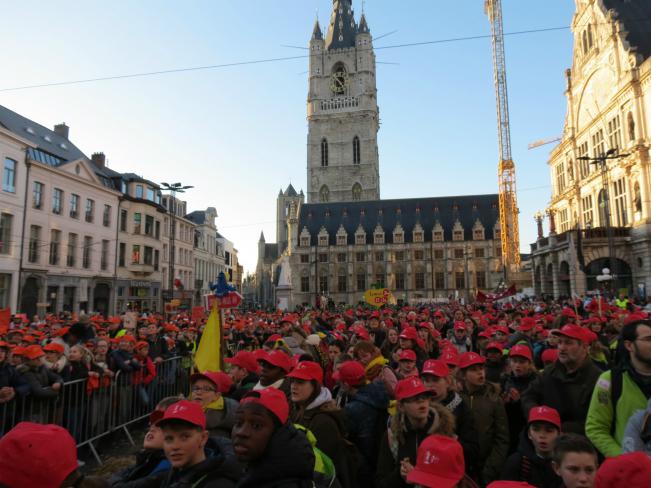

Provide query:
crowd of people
left=0, top=294, right=651, bottom=487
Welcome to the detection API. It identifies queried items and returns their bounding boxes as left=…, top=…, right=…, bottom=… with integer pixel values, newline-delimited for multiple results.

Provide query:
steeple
left=311, top=19, right=323, bottom=41
left=259, top=231, right=265, bottom=243
left=325, top=0, right=358, bottom=51
left=358, top=13, right=369, bottom=34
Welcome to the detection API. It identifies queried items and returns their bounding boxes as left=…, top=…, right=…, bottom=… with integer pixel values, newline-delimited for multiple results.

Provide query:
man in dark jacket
left=0, top=341, right=28, bottom=402
left=146, top=323, right=170, bottom=364
left=335, top=361, right=388, bottom=471
left=521, top=324, right=601, bottom=435
left=16, top=345, right=62, bottom=423
left=150, top=400, right=241, bottom=488
left=225, top=351, right=259, bottom=401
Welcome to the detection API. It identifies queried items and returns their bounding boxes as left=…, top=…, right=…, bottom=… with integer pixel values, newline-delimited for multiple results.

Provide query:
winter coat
left=522, top=358, right=601, bottom=436
left=344, top=380, right=389, bottom=469
left=148, top=334, right=170, bottom=361
left=586, top=367, right=649, bottom=457
left=486, top=358, right=507, bottom=384
left=237, top=424, right=315, bottom=488
left=501, top=371, right=538, bottom=453
left=133, top=356, right=157, bottom=386
left=501, top=431, right=561, bottom=487
left=461, top=382, right=510, bottom=485
left=17, top=364, right=62, bottom=400
left=291, top=387, right=356, bottom=488
left=109, top=449, right=170, bottom=487
left=442, top=390, right=481, bottom=477
left=110, top=349, right=142, bottom=384
left=0, top=361, right=29, bottom=396
left=205, top=397, right=239, bottom=438
left=376, top=404, right=456, bottom=488
left=622, top=397, right=651, bottom=455
left=145, top=437, right=242, bottom=488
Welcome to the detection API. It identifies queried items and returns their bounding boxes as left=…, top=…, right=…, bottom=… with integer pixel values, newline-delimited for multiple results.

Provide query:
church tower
left=307, top=0, right=380, bottom=203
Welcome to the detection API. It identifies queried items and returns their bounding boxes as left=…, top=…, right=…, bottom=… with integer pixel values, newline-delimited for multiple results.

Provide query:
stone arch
left=319, top=185, right=330, bottom=203
left=352, top=182, right=362, bottom=201
left=585, top=257, right=632, bottom=293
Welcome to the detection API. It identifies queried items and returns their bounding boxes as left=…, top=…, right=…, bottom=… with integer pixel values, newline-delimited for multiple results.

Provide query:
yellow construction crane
left=485, top=0, right=521, bottom=272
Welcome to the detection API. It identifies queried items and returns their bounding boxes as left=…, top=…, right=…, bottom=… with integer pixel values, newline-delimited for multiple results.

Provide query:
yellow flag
left=194, top=303, right=221, bottom=373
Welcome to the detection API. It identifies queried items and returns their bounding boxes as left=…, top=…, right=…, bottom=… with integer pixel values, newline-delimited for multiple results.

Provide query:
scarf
left=365, top=355, right=388, bottom=381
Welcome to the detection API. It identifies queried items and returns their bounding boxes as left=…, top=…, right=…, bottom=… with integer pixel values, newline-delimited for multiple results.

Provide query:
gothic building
left=531, top=0, right=651, bottom=297
left=256, top=0, right=505, bottom=309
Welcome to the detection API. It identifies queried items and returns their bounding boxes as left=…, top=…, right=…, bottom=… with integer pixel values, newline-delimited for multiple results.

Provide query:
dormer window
left=433, top=230, right=444, bottom=242
left=337, top=235, right=347, bottom=246
left=453, top=230, right=464, bottom=241
left=413, top=231, right=424, bottom=243
left=300, top=237, right=310, bottom=247
left=319, top=235, right=328, bottom=246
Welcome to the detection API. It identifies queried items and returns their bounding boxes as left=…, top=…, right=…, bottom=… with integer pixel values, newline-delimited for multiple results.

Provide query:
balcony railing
left=319, top=96, right=359, bottom=112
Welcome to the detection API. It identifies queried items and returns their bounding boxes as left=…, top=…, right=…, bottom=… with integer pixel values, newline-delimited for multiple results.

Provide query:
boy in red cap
left=396, top=349, right=419, bottom=379
left=376, top=377, right=456, bottom=488
left=501, top=406, right=562, bottom=486
left=17, top=345, right=63, bottom=423
left=233, top=388, right=316, bottom=487
left=224, top=350, right=260, bottom=401
left=153, top=399, right=242, bottom=487
left=458, top=352, right=509, bottom=485
left=501, top=345, right=538, bottom=453
left=254, top=350, right=293, bottom=400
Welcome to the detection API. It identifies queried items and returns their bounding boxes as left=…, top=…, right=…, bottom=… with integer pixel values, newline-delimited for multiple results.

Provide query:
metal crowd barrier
left=0, top=356, right=191, bottom=464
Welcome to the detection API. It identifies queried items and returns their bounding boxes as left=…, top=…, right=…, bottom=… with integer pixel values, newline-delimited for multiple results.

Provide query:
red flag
left=0, top=308, right=10, bottom=335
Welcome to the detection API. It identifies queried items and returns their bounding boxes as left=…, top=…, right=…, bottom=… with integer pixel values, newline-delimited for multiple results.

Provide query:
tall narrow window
left=49, top=229, right=61, bottom=265
left=0, top=214, right=12, bottom=255
left=319, top=185, right=330, bottom=203
left=612, top=178, right=628, bottom=226
left=85, top=199, right=95, bottom=223
left=118, top=242, right=125, bottom=267
left=28, top=225, right=41, bottom=263
left=2, top=158, right=16, bottom=193
left=598, top=189, right=608, bottom=227
left=352, top=183, right=362, bottom=201
left=101, top=240, right=109, bottom=270
left=70, top=194, right=79, bottom=218
left=353, top=136, right=361, bottom=164
left=133, top=213, right=142, bottom=234
left=67, top=233, right=78, bottom=267
left=83, top=237, right=93, bottom=268
left=33, top=182, right=43, bottom=209
left=321, top=139, right=329, bottom=167
left=52, top=189, right=63, bottom=214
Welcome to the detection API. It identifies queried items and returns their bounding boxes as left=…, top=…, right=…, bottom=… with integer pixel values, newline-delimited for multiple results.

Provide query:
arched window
left=352, top=183, right=362, bottom=201
left=320, top=185, right=330, bottom=203
left=353, top=136, right=361, bottom=164
left=321, top=139, right=329, bottom=167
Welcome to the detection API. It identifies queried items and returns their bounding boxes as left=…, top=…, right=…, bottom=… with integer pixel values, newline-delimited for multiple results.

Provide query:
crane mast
left=486, top=0, right=521, bottom=271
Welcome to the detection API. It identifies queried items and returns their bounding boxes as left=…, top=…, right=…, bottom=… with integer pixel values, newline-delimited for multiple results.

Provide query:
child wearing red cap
left=396, top=349, right=419, bottom=379
left=16, top=345, right=63, bottom=423
left=189, top=371, right=239, bottom=438
left=501, top=406, right=562, bottom=487
left=233, top=388, right=317, bottom=488
left=458, top=352, right=509, bottom=485
left=551, top=434, right=598, bottom=488
left=153, top=400, right=242, bottom=487
left=376, top=377, right=456, bottom=488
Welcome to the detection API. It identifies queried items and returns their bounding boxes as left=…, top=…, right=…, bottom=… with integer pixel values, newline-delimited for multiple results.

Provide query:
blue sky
left=0, top=0, right=577, bottom=273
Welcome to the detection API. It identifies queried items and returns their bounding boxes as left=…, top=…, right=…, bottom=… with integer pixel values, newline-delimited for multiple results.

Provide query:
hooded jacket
left=344, top=380, right=389, bottom=468
left=501, top=430, right=561, bottom=487
left=237, top=424, right=315, bottom=488
left=376, top=404, right=456, bottom=488
left=460, top=382, right=509, bottom=485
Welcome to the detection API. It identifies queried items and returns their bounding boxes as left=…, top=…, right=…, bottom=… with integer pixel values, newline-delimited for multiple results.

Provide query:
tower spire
left=311, top=18, right=323, bottom=40
left=325, top=0, right=357, bottom=50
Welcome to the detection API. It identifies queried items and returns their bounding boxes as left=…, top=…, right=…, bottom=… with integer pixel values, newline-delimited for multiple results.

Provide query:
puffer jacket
left=622, top=397, right=651, bottom=455
left=0, top=361, right=28, bottom=395
left=461, top=382, right=509, bottom=485
left=237, top=424, right=315, bottom=488
left=205, top=397, right=239, bottom=438
left=501, top=430, right=561, bottom=487
left=376, top=404, right=456, bottom=488
left=344, top=380, right=389, bottom=468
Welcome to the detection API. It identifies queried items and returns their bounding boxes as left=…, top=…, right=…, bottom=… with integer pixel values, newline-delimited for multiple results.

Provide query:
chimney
left=91, top=152, right=106, bottom=168
left=54, top=123, right=69, bottom=139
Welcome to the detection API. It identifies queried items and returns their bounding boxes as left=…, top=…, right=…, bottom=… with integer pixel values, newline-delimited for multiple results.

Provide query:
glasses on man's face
left=191, top=386, right=216, bottom=393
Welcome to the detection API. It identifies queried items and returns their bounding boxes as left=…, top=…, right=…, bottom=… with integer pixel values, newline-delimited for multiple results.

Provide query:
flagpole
left=219, top=303, right=225, bottom=371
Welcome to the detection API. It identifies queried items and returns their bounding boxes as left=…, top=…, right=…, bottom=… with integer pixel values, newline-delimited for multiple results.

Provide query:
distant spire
left=259, top=231, right=266, bottom=242
left=312, top=18, right=323, bottom=40
left=358, top=13, right=370, bottom=34
left=325, top=0, right=357, bottom=50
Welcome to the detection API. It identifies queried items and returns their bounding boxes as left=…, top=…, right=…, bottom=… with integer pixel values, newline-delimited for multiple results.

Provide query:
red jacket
left=133, top=355, right=156, bottom=385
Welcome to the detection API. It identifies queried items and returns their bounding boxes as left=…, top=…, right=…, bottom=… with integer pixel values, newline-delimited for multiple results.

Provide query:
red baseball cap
left=595, top=452, right=651, bottom=488
left=332, top=361, right=366, bottom=387
left=458, top=352, right=486, bottom=369
left=157, top=399, right=206, bottom=429
left=453, top=321, right=466, bottom=331
left=493, top=326, right=510, bottom=335
left=240, top=387, right=289, bottom=424
left=225, top=351, right=260, bottom=374
left=552, top=324, right=591, bottom=343
left=541, top=348, right=559, bottom=363
left=406, top=435, right=465, bottom=488
left=0, top=422, right=78, bottom=488
left=486, top=342, right=504, bottom=353
left=398, top=349, right=417, bottom=362
left=518, top=317, right=536, bottom=332
left=399, top=327, right=418, bottom=340
left=395, top=377, right=430, bottom=401
left=509, top=344, right=533, bottom=361
left=441, top=348, right=459, bottom=367
left=265, top=333, right=282, bottom=344
left=135, top=341, right=149, bottom=350
left=528, top=406, right=561, bottom=430
left=286, top=361, right=324, bottom=386
left=0, top=341, right=9, bottom=349
left=258, top=350, right=292, bottom=373
left=190, top=371, right=233, bottom=394
left=23, top=345, right=45, bottom=360
left=43, top=343, right=65, bottom=354
left=421, top=359, right=450, bottom=378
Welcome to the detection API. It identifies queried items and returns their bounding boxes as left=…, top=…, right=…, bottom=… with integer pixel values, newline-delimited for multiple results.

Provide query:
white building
left=531, top=0, right=651, bottom=298
left=161, top=195, right=195, bottom=309
left=186, top=207, right=223, bottom=302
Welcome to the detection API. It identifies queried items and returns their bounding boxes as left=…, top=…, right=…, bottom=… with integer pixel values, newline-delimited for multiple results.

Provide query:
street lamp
left=577, top=148, right=629, bottom=288
left=160, top=182, right=193, bottom=306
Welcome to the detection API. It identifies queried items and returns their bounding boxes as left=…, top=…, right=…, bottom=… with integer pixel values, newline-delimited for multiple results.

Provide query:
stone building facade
left=531, top=0, right=651, bottom=298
